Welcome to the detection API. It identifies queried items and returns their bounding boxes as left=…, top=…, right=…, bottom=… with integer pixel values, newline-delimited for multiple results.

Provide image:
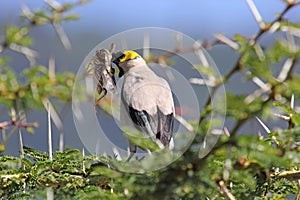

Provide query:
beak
left=112, top=51, right=125, bottom=78
left=117, top=66, right=124, bottom=78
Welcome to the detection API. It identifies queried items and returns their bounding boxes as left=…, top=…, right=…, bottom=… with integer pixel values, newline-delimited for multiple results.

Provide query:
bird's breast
left=122, top=70, right=174, bottom=116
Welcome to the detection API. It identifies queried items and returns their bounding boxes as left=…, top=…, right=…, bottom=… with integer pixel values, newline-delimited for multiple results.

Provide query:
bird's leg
left=126, top=152, right=135, bottom=162
left=126, top=143, right=136, bottom=162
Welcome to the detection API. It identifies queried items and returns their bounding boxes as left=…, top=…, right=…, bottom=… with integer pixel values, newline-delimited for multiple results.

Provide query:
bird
left=112, top=50, right=175, bottom=161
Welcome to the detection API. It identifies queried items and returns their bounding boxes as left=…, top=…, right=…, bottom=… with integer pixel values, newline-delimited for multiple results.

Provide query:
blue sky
left=1, top=0, right=297, bottom=39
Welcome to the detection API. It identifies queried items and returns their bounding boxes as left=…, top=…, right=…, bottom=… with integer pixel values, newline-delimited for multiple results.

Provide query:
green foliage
left=4, top=26, right=32, bottom=47
left=2, top=132, right=299, bottom=199
left=0, top=65, right=74, bottom=111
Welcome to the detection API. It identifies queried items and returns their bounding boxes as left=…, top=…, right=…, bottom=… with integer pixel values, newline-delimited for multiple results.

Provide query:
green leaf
left=0, top=144, right=5, bottom=152
left=63, top=14, right=80, bottom=21
left=234, top=34, right=250, bottom=53
left=5, top=25, right=32, bottom=46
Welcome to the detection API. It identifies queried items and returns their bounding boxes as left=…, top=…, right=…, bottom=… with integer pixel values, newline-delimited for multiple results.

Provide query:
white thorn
left=189, top=78, right=215, bottom=87
left=223, top=127, right=231, bottom=137
left=174, top=115, right=194, bottom=132
left=143, top=32, right=150, bottom=60
left=278, top=58, right=293, bottom=81
left=246, top=0, right=266, bottom=29
left=274, top=113, right=290, bottom=121
left=194, top=41, right=209, bottom=67
left=46, top=101, right=53, bottom=161
left=254, top=43, right=265, bottom=61
left=269, top=22, right=280, bottom=33
left=255, top=116, right=271, bottom=133
left=281, top=26, right=300, bottom=38
left=291, top=94, right=295, bottom=110
left=252, top=76, right=268, bottom=89
left=214, top=33, right=239, bottom=50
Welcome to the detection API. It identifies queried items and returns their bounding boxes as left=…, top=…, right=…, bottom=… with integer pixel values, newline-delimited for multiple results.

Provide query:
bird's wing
left=157, top=109, right=174, bottom=147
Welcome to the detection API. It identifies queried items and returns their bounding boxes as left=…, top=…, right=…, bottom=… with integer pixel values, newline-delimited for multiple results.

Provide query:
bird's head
left=112, top=50, right=145, bottom=77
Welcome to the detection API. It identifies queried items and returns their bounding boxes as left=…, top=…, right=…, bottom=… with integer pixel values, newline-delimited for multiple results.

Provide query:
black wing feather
left=157, top=109, right=174, bottom=146
left=128, top=106, right=173, bottom=147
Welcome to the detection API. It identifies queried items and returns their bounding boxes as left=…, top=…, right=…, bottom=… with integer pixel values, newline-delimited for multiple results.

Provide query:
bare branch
left=219, top=180, right=236, bottom=200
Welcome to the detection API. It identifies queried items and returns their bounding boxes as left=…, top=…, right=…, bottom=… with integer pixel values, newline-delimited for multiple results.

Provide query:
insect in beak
left=91, top=48, right=117, bottom=106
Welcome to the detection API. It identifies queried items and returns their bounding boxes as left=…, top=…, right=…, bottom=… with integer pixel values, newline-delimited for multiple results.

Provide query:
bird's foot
left=126, top=152, right=135, bottom=162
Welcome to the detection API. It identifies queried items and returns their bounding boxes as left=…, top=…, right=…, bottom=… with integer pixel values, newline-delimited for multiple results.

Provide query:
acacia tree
left=1, top=0, right=300, bottom=199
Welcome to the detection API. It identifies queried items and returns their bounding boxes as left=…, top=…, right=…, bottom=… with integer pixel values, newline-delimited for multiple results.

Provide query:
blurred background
left=0, top=0, right=299, bottom=156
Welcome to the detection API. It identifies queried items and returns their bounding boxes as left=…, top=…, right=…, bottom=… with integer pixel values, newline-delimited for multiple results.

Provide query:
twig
left=271, top=170, right=300, bottom=181
left=219, top=180, right=236, bottom=200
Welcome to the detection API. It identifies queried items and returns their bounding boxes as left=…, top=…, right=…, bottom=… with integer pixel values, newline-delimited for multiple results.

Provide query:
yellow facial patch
left=119, top=50, right=140, bottom=63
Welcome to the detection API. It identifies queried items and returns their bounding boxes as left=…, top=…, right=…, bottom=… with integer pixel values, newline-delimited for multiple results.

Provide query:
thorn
left=246, top=0, right=266, bottom=29
left=214, top=33, right=239, bottom=50
left=254, top=43, right=265, bottom=61
left=245, top=78, right=271, bottom=104
left=53, top=22, right=72, bottom=50
left=255, top=116, right=271, bottom=133
left=193, top=41, right=209, bottom=67
left=48, top=56, right=56, bottom=81
left=291, top=94, right=295, bottom=109
left=257, top=128, right=263, bottom=140
left=223, top=127, right=230, bottom=137
left=274, top=113, right=290, bottom=121
left=46, top=101, right=53, bottom=161
left=278, top=58, right=293, bottom=81
left=211, top=129, right=224, bottom=135
left=269, top=22, right=280, bottom=33
left=21, top=4, right=34, bottom=19
left=281, top=26, right=300, bottom=38
left=189, top=78, right=215, bottom=87
left=9, top=43, right=38, bottom=58
left=251, top=76, right=268, bottom=89
left=143, top=32, right=150, bottom=60
left=174, top=115, right=194, bottom=132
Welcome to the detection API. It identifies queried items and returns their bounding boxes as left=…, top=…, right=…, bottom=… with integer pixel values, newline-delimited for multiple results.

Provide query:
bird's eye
left=118, top=54, right=125, bottom=61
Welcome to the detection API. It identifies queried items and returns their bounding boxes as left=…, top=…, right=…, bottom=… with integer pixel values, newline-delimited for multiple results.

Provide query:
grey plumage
left=113, top=50, right=174, bottom=161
